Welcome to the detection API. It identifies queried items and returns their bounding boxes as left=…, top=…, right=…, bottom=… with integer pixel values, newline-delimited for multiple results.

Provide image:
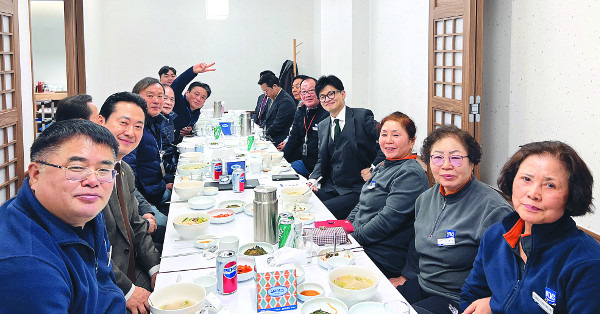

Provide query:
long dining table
left=154, top=134, right=415, bottom=313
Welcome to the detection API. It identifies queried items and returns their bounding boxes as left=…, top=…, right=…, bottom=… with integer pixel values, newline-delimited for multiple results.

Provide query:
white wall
left=84, top=0, right=316, bottom=110
left=30, top=1, right=67, bottom=91
left=18, top=0, right=34, bottom=169
left=367, top=0, right=429, bottom=148
left=483, top=1, right=600, bottom=232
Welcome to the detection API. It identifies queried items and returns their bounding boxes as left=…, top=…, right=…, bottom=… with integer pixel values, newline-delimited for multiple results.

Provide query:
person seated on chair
left=253, top=72, right=296, bottom=145
left=55, top=93, right=99, bottom=122
left=158, top=65, right=177, bottom=86
left=0, top=120, right=125, bottom=313
left=347, top=112, right=429, bottom=278
left=308, top=75, right=384, bottom=219
left=279, top=76, right=328, bottom=177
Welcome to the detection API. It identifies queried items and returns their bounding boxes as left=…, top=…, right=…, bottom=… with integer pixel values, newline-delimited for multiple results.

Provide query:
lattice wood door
left=428, top=0, right=484, bottom=178
left=0, top=0, right=24, bottom=203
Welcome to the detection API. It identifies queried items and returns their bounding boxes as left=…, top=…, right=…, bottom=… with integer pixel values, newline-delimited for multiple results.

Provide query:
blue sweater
left=461, top=211, right=600, bottom=313
left=0, top=179, right=125, bottom=312
left=123, top=114, right=167, bottom=205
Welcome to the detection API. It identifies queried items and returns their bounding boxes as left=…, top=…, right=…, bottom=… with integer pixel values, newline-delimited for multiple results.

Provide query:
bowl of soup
left=177, top=162, right=210, bottom=176
left=328, top=265, right=379, bottom=306
left=281, top=187, right=312, bottom=204
left=149, top=282, right=206, bottom=314
left=174, top=181, right=205, bottom=200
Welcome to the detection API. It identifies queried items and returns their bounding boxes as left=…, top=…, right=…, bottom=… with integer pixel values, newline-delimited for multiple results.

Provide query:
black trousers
left=397, top=278, right=460, bottom=314
left=316, top=189, right=360, bottom=220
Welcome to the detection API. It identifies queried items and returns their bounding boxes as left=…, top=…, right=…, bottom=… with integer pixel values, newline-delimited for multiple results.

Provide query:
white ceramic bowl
left=269, top=151, right=284, bottom=164
left=317, top=248, right=355, bottom=269
left=281, top=187, right=312, bottom=204
left=284, top=202, right=311, bottom=213
left=297, top=283, right=325, bottom=302
left=244, top=203, right=254, bottom=216
left=328, top=265, right=380, bottom=306
left=218, top=200, right=246, bottom=213
left=194, top=236, right=217, bottom=249
left=177, top=143, right=196, bottom=154
left=174, top=181, right=205, bottom=200
left=179, top=152, right=204, bottom=162
left=237, top=256, right=256, bottom=282
left=207, top=208, right=235, bottom=224
left=149, top=283, right=206, bottom=314
left=296, top=212, right=315, bottom=225
left=177, top=162, right=210, bottom=176
left=301, top=297, right=348, bottom=314
left=349, top=301, right=385, bottom=314
left=172, top=212, right=211, bottom=240
left=238, top=242, right=274, bottom=257
left=188, top=196, right=216, bottom=210
left=202, top=187, right=219, bottom=196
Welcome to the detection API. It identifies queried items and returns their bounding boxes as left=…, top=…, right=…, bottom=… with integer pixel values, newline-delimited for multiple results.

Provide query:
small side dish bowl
left=296, top=212, right=315, bottom=225
left=194, top=237, right=217, bottom=249
left=297, top=283, right=325, bottom=302
left=244, top=203, right=254, bottom=216
left=317, top=248, right=355, bottom=269
left=202, top=187, right=219, bottom=196
left=206, top=208, right=235, bottom=224
left=284, top=202, right=311, bottom=213
left=237, top=256, right=256, bottom=282
left=218, top=200, right=246, bottom=213
left=301, top=297, right=348, bottom=314
left=187, top=196, right=216, bottom=210
left=238, top=242, right=274, bottom=257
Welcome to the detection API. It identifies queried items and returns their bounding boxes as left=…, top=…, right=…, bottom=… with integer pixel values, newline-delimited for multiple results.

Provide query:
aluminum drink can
left=211, top=158, right=223, bottom=180
left=216, top=250, right=237, bottom=294
left=278, top=212, right=294, bottom=225
left=278, top=218, right=295, bottom=248
left=231, top=166, right=245, bottom=193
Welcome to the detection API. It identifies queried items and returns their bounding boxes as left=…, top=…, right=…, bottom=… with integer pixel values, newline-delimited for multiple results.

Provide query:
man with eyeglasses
left=0, top=120, right=125, bottom=312
left=309, top=75, right=384, bottom=219
left=97, top=92, right=162, bottom=314
left=254, top=72, right=296, bottom=145
left=279, top=76, right=329, bottom=177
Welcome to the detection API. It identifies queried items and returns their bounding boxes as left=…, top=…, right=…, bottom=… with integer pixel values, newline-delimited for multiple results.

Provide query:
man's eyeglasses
left=318, top=90, right=341, bottom=102
left=35, top=160, right=117, bottom=183
left=430, top=155, right=469, bottom=167
left=300, top=89, right=316, bottom=96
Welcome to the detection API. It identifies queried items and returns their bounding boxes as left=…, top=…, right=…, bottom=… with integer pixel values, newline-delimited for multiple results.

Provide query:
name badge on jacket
left=437, top=229, right=456, bottom=246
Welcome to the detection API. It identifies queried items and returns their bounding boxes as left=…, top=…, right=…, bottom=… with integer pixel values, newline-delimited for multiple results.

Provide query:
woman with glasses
left=347, top=112, right=429, bottom=278
left=460, top=141, right=600, bottom=313
left=393, top=125, right=513, bottom=313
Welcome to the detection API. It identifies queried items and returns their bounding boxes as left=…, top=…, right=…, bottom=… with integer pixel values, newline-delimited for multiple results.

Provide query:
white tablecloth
left=156, top=137, right=415, bottom=313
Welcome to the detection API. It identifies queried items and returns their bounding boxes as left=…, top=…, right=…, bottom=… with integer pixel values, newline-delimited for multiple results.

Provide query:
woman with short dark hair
left=394, top=125, right=513, bottom=313
left=461, top=141, right=600, bottom=313
left=347, top=112, right=429, bottom=278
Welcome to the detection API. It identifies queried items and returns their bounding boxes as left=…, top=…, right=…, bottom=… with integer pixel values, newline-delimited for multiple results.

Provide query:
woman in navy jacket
left=461, top=141, right=600, bottom=313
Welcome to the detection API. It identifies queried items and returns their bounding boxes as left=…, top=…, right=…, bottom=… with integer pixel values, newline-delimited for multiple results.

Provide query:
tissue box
left=255, top=255, right=297, bottom=312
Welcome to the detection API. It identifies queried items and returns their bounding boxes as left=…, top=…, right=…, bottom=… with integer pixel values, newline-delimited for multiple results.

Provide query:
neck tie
left=334, top=119, right=341, bottom=142
left=115, top=163, right=137, bottom=284
left=257, top=96, right=269, bottom=124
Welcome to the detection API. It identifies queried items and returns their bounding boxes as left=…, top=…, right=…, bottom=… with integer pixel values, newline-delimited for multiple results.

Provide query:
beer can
left=216, top=250, right=237, bottom=294
left=231, top=165, right=245, bottom=193
left=278, top=218, right=295, bottom=248
left=211, top=158, right=223, bottom=180
left=277, top=212, right=294, bottom=228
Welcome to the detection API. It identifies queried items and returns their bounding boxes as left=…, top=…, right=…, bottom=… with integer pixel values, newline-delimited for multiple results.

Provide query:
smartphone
left=272, top=174, right=300, bottom=181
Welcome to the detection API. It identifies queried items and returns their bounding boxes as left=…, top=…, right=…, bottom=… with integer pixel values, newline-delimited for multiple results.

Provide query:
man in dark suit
left=279, top=76, right=329, bottom=177
left=309, top=75, right=383, bottom=219
left=97, top=92, right=161, bottom=314
left=252, top=73, right=296, bottom=145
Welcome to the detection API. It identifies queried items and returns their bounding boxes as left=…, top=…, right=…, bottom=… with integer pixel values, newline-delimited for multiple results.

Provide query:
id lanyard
left=302, top=110, right=317, bottom=156
left=150, top=121, right=166, bottom=177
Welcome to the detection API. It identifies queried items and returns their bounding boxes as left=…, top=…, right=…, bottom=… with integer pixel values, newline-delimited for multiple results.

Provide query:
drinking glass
left=299, top=228, right=315, bottom=264
left=384, top=300, right=410, bottom=314
left=262, top=155, right=272, bottom=171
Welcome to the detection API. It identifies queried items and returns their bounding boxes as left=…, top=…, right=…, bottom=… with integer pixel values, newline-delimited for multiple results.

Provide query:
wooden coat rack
left=293, top=38, right=303, bottom=76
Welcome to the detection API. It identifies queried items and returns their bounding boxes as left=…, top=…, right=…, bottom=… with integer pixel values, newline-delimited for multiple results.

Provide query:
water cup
left=219, top=235, right=239, bottom=251
left=193, top=275, right=218, bottom=294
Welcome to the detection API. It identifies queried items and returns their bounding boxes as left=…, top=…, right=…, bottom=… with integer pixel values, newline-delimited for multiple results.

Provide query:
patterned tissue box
left=255, top=255, right=297, bottom=312
left=311, top=226, right=350, bottom=246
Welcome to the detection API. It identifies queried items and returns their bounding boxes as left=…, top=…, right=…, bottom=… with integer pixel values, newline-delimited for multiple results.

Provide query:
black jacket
left=283, top=104, right=328, bottom=172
